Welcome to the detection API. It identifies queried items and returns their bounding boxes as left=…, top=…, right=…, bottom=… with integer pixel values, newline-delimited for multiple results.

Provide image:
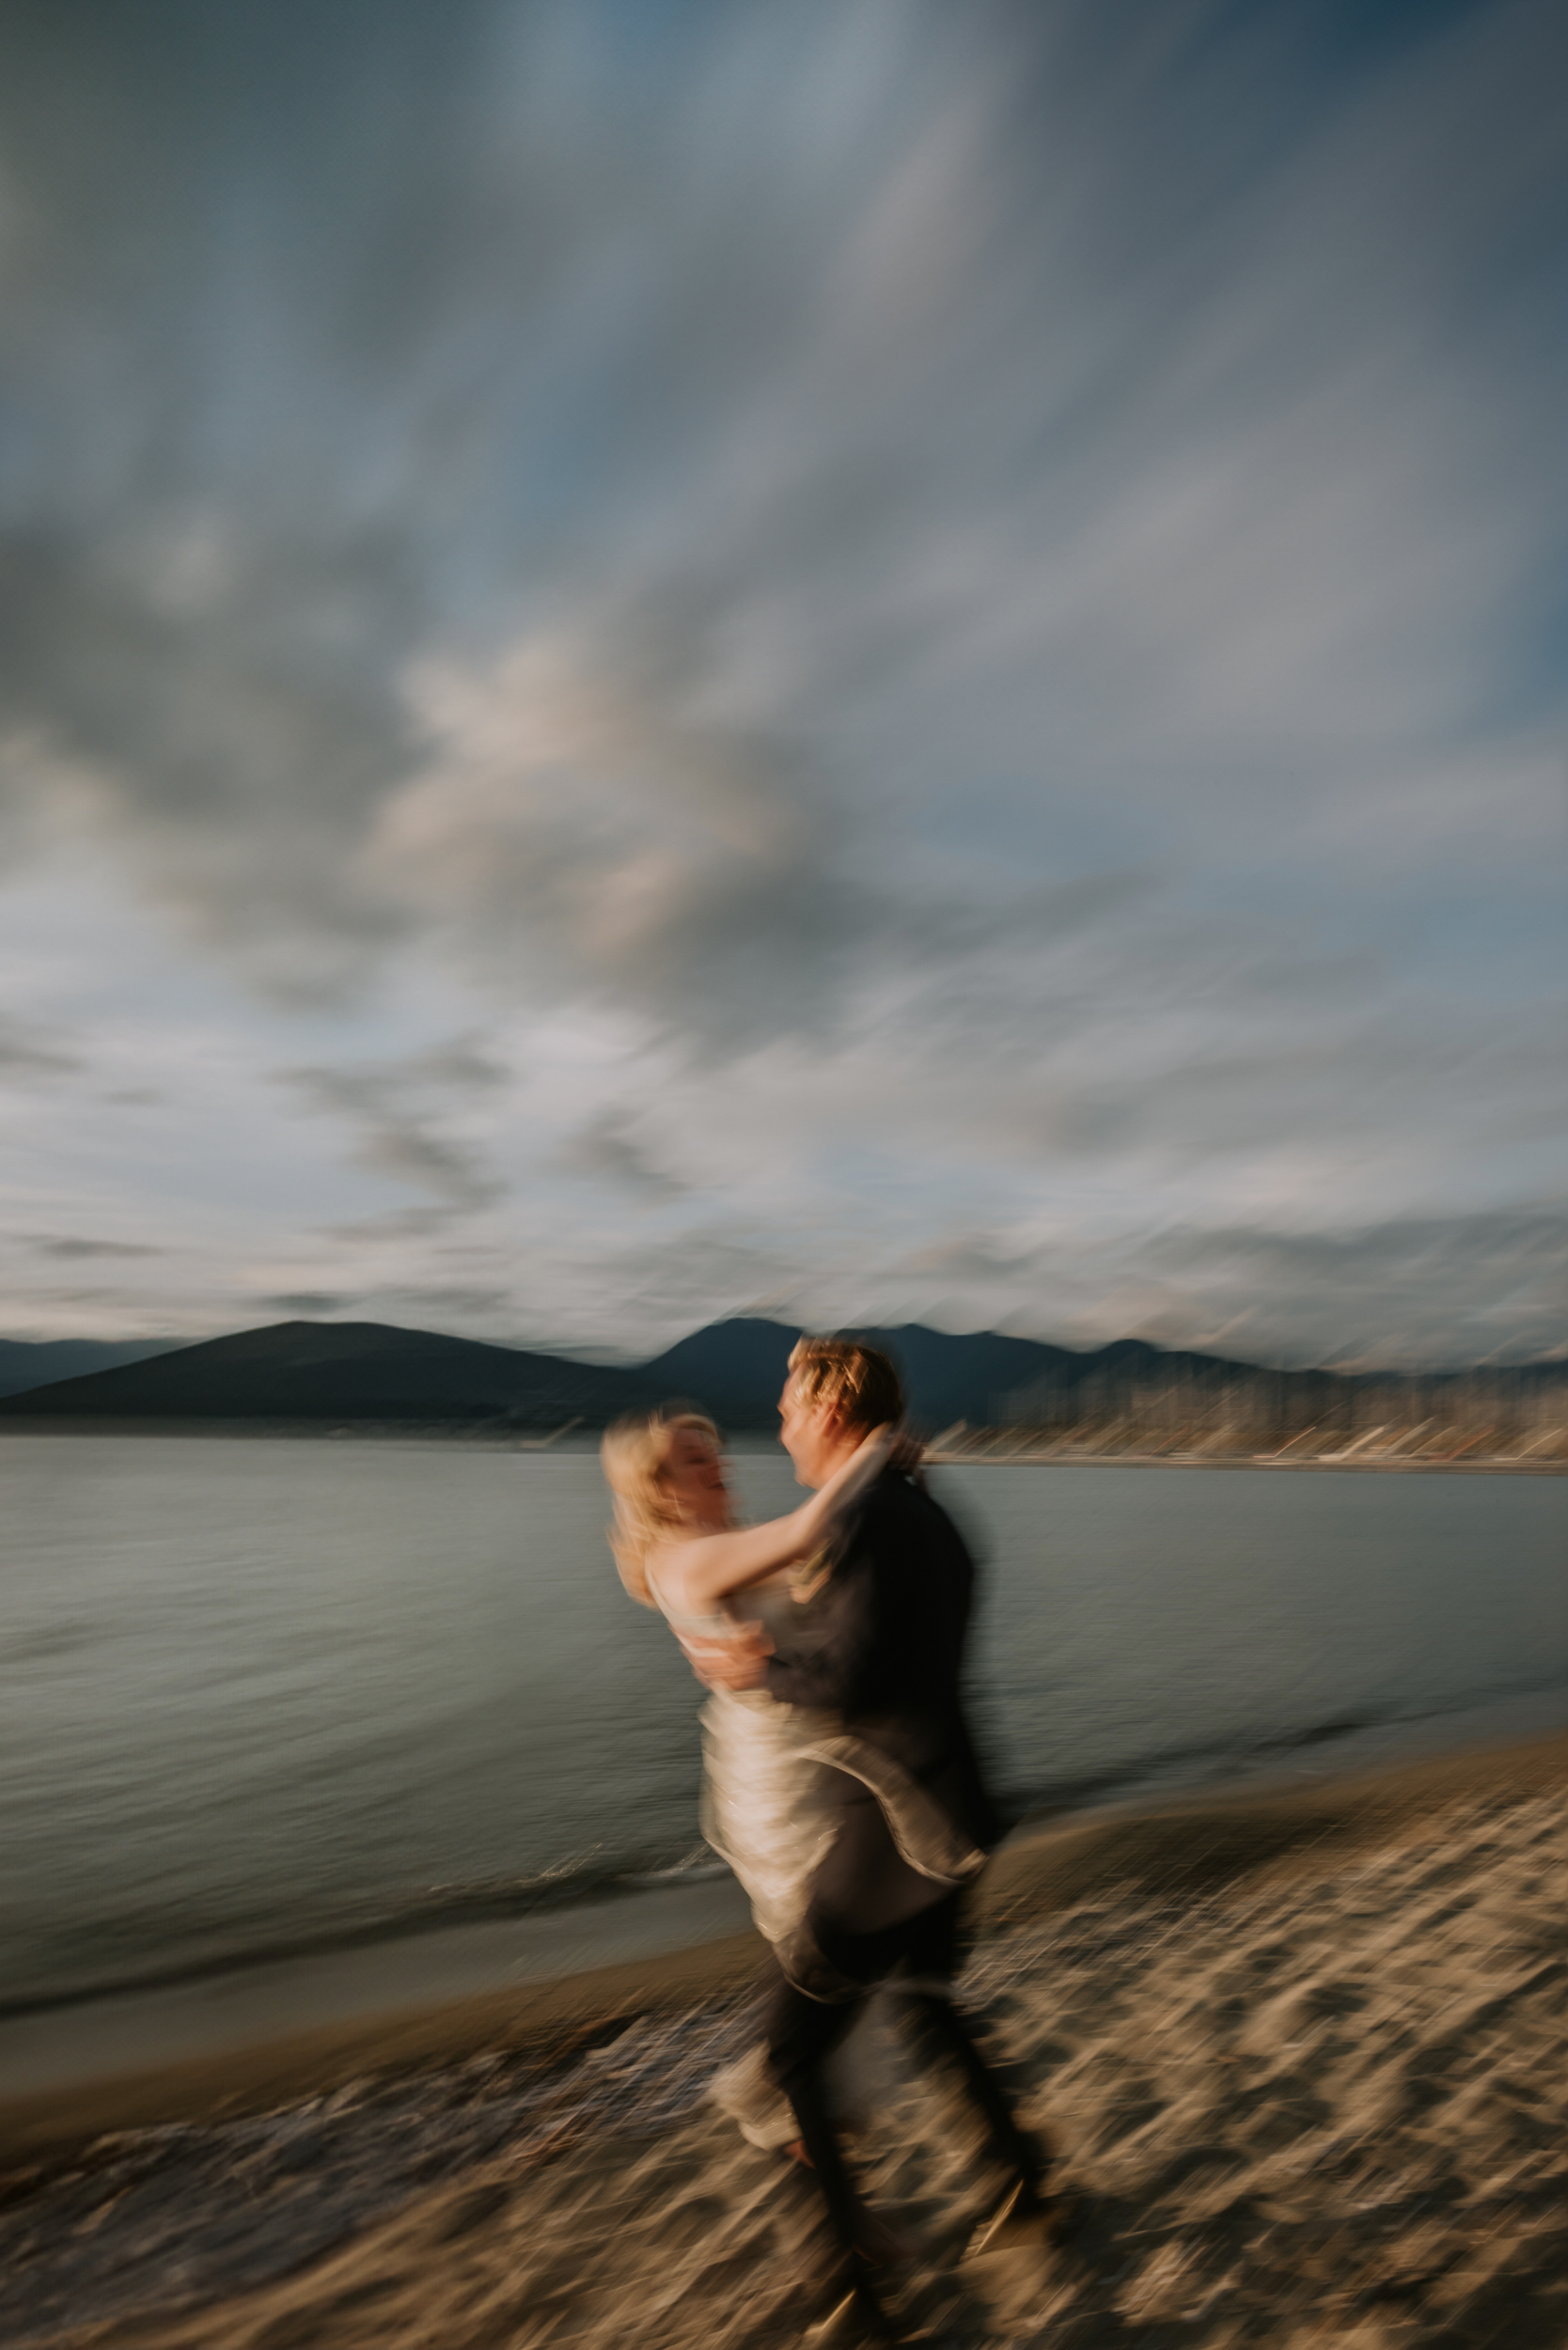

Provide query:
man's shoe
left=803, top=2247, right=923, bottom=2344
left=964, top=2133, right=1059, bottom=2260
left=964, top=2176, right=1029, bottom=2259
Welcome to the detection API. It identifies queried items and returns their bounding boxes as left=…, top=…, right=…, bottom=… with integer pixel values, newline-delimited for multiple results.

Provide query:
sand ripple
left=5, top=1782, right=1565, bottom=2348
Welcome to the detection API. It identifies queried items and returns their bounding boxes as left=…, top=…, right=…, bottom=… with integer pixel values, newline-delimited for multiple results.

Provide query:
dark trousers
left=763, top=1891, right=1043, bottom=2258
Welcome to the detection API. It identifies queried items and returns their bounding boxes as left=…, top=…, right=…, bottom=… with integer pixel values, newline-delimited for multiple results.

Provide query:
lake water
left=2, top=1435, right=1563, bottom=2013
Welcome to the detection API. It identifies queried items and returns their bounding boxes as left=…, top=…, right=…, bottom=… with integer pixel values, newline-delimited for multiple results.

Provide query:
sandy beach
left=4, top=1733, right=1564, bottom=2349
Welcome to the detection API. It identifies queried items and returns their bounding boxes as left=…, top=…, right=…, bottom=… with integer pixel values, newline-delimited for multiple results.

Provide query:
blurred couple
left=603, top=1336, right=1048, bottom=2338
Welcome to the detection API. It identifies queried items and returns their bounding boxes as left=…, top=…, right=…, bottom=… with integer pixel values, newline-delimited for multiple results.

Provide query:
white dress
left=650, top=1571, right=887, bottom=2147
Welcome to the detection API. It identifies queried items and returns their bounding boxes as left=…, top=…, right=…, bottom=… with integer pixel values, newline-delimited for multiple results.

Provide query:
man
left=757, top=1336, right=1048, bottom=2333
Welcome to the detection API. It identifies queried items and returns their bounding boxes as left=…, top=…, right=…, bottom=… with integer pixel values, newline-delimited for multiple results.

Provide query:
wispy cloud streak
left=0, top=0, right=1561, bottom=1357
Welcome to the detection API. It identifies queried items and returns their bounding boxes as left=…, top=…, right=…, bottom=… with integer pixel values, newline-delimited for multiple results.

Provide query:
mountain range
left=1, top=1314, right=1559, bottom=1432
left=0, top=1322, right=642, bottom=1428
left=0, top=1337, right=182, bottom=1401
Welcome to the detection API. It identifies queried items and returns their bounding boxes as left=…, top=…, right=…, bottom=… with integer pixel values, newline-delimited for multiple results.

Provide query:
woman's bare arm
left=653, top=1427, right=894, bottom=1613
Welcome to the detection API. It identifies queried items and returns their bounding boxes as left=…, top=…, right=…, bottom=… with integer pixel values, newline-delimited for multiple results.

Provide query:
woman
left=602, top=1404, right=895, bottom=2149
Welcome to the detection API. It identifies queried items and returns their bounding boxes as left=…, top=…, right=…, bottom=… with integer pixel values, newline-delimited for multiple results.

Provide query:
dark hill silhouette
left=859, top=1324, right=1082, bottom=1429
left=4, top=1313, right=1560, bottom=1430
left=636, top=1317, right=1313, bottom=1429
left=640, top=1318, right=803, bottom=1424
left=5, top=1312, right=1270, bottom=1430
left=642, top=1319, right=1072, bottom=1427
left=0, top=1338, right=181, bottom=1401
left=0, top=1322, right=651, bottom=1426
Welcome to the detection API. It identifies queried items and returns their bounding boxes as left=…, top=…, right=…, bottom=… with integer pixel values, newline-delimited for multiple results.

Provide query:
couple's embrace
left=602, top=1336, right=1047, bottom=2334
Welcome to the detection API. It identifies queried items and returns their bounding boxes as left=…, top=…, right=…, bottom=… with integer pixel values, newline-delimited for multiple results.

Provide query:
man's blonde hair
left=600, top=1405, right=725, bottom=1607
left=786, top=1335, right=905, bottom=1433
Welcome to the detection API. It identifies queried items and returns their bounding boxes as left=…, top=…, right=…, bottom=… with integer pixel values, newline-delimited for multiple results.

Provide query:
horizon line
left=2, top=1311, right=1564, bottom=1386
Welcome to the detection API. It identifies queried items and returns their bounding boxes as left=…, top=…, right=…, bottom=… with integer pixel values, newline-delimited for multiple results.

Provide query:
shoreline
left=4, top=1730, right=1565, bottom=2348
left=928, top=1447, right=1568, bottom=1473
left=5, top=1725, right=1564, bottom=2172
left=5, top=1675, right=1561, bottom=2062
left=1, top=1417, right=1562, bottom=1470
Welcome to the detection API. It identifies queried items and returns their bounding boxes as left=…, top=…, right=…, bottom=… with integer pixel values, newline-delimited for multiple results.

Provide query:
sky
left=1, top=0, right=1563, bottom=1368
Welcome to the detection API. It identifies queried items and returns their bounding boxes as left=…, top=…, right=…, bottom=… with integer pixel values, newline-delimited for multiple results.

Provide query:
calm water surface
left=2, top=1435, right=1563, bottom=2009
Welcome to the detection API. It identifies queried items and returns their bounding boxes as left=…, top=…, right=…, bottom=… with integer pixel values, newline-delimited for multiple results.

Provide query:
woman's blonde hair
left=601, top=1405, right=725, bottom=1606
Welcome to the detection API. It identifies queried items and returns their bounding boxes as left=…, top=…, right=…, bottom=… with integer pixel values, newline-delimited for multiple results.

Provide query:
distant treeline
left=965, top=1360, right=1568, bottom=1465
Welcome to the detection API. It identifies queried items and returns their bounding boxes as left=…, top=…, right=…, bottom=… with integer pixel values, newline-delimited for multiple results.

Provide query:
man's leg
left=762, top=1776, right=941, bottom=2262
left=765, top=1797, right=1046, bottom=2297
left=895, top=1897, right=1051, bottom=2201
left=908, top=1996, right=1050, bottom=2194
left=762, top=1956, right=877, bottom=2255
left=767, top=1895, right=1046, bottom=2240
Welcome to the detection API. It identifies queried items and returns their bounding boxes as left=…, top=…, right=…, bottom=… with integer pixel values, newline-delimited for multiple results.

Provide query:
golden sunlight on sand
left=6, top=1741, right=1565, bottom=2349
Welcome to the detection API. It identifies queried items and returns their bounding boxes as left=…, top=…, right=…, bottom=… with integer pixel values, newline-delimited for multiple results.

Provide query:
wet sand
left=0, top=1872, right=758, bottom=2108
left=4, top=1731, right=1565, bottom=2348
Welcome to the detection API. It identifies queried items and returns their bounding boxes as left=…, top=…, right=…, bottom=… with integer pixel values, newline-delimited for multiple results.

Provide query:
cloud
left=0, top=534, right=412, bottom=1003
left=556, top=1108, right=691, bottom=1200
left=489, top=1196, right=1561, bottom=1371
left=1137, top=1209, right=1568, bottom=1370
left=0, top=1014, right=83, bottom=1078
left=1, top=0, right=1558, bottom=1032
left=0, top=0, right=1561, bottom=1363
left=278, top=1051, right=504, bottom=1214
left=379, top=1284, right=523, bottom=1319
left=870, top=1205, right=1568, bottom=1370
left=363, top=632, right=855, bottom=1041
left=25, top=1235, right=163, bottom=1259
left=322, top=1207, right=457, bottom=1245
